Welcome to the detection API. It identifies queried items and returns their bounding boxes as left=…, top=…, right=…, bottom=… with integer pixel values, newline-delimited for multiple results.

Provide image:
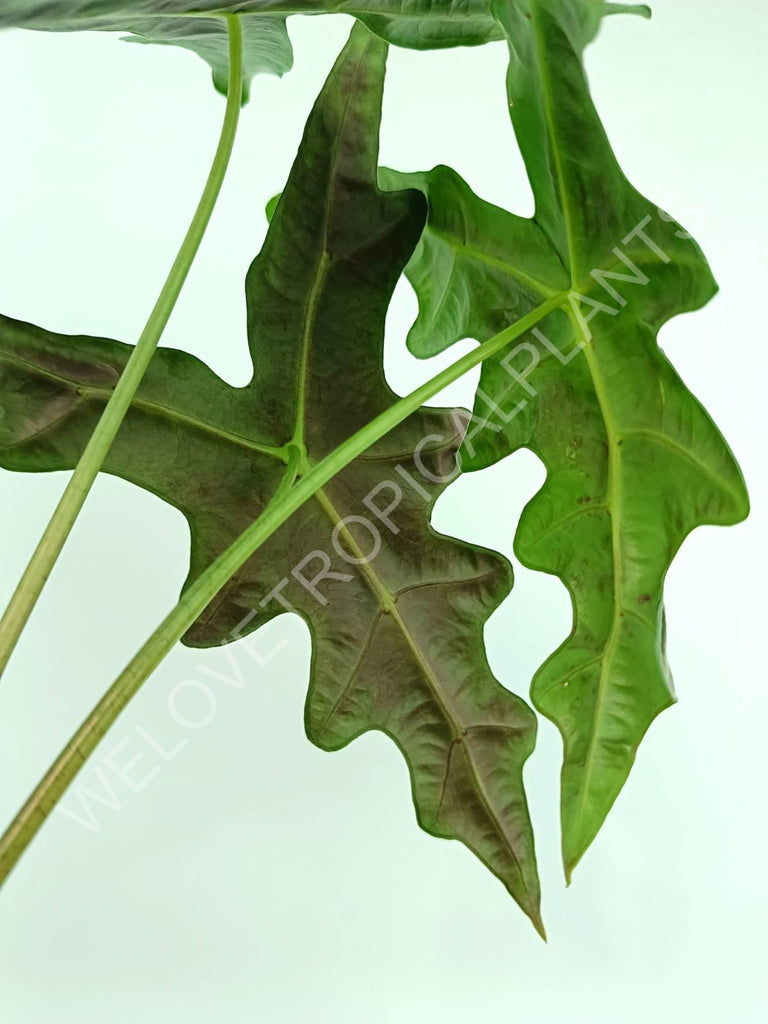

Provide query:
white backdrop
left=0, top=2, right=765, bottom=1020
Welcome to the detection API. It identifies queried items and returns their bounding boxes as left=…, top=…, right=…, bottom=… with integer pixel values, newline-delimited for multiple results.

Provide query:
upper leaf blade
left=0, top=23, right=543, bottom=930
left=0, top=1, right=502, bottom=98
left=0, top=2, right=293, bottom=100
left=384, top=0, right=749, bottom=877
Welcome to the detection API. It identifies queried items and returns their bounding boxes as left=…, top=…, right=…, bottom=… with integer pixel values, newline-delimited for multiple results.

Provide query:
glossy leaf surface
left=0, top=24, right=542, bottom=930
left=383, top=0, right=749, bottom=877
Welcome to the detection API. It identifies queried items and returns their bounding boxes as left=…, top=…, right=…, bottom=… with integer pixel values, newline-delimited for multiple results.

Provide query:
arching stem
left=0, top=15, right=244, bottom=679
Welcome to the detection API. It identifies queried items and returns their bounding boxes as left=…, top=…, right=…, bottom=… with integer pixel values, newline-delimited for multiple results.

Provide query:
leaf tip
left=563, top=842, right=586, bottom=887
left=532, top=911, right=548, bottom=942
left=265, top=192, right=281, bottom=224
left=604, top=2, right=653, bottom=20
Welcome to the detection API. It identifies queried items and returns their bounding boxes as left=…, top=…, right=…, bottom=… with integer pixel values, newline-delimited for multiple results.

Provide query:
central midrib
left=274, top=31, right=533, bottom=897
left=529, top=1, right=626, bottom=851
left=290, top=35, right=371, bottom=450
left=311, top=480, right=530, bottom=897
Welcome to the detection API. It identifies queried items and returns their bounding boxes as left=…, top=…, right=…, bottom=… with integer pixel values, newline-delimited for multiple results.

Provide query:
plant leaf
left=344, top=0, right=501, bottom=48
left=0, top=23, right=543, bottom=931
left=0, top=1, right=503, bottom=101
left=0, top=2, right=293, bottom=102
left=382, top=0, right=749, bottom=878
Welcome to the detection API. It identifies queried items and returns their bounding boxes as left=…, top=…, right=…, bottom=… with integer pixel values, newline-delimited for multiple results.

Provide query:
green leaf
left=0, top=24, right=543, bottom=932
left=343, top=0, right=502, bottom=48
left=120, top=14, right=292, bottom=102
left=0, top=2, right=292, bottom=103
left=265, top=190, right=281, bottom=223
left=0, top=1, right=503, bottom=101
left=382, top=0, right=749, bottom=878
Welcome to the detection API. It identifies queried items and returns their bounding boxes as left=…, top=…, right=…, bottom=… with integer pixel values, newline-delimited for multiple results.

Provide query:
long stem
left=0, top=16, right=244, bottom=680
left=0, top=291, right=564, bottom=886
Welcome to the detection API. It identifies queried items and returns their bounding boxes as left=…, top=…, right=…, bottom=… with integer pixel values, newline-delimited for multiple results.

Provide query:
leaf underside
left=383, top=0, right=749, bottom=877
left=0, top=24, right=543, bottom=932
left=0, top=1, right=503, bottom=100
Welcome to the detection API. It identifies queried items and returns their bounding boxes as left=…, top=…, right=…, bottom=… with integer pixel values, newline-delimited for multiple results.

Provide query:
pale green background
left=0, top=2, right=766, bottom=1020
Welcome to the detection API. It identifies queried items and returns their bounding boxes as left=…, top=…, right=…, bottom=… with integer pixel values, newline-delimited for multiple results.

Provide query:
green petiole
left=0, top=15, right=244, bottom=680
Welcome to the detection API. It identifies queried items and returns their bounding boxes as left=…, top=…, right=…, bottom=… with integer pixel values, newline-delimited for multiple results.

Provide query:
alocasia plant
left=0, top=0, right=749, bottom=935
left=0, top=25, right=543, bottom=931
